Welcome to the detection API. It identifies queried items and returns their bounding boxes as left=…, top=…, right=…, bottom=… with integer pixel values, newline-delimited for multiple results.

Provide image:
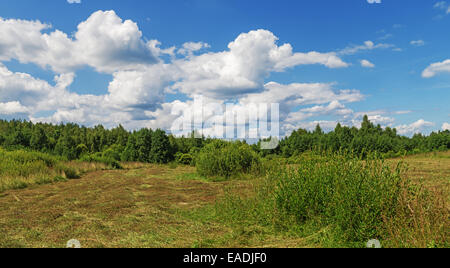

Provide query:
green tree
left=150, top=129, right=172, bottom=163
left=30, top=126, right=48, bottom=151
left=55, top=132, right=77, bottom=160
left=135, top=129, right=153, bottom=162
left=121, top=133, right=139, bottom=161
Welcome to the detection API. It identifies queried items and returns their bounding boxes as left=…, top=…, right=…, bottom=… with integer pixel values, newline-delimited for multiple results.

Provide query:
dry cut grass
left=0, top=151, right=448, bottom=248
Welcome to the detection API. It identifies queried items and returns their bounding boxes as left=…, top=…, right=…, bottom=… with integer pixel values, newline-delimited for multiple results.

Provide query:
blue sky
left=0, top=0, right=449, bottom=136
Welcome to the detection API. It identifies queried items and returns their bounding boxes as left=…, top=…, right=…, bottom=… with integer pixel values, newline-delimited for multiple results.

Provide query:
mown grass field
left=391, top=152, right=450, bottom=193
left=0, top=152, right=449, bottom=248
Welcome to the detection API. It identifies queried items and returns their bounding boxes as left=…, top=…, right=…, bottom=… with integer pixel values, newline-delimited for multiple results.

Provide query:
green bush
left=102, top=148, right=121, bottom=162
left=213, top=151, right=443, bottom=247
left=272, top=152, right=404, bottom=244
left=75, top=144, right=89, bottom=158
left=196, top=140, right=261, bottom=178
left=79, top=154, right=122, bottom=169
left=175, top=152, right=194, bottom=165
left=102, top=144, right=124, bottom=161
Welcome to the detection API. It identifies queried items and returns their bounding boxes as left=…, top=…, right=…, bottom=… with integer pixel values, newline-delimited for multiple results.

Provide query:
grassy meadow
left=0, top=148, right=123, bottom=192
left=0, top=149, right=448, bottom=248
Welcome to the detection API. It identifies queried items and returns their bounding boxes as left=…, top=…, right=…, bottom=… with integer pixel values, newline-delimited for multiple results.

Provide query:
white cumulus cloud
left=171, top=29, right=348, bottom=99
left=0, top=10, right=383, bottom=136
left=0, top=10, right=160, bottom=73
left=396, top=119, right=435, bottom=135
left=0, top=101, right=29, bottom=115
left=443, top=122, right=450, bottom=131
left=422, top=59, right=450, bottom=78
left=360, top=59, right=375, bottom=68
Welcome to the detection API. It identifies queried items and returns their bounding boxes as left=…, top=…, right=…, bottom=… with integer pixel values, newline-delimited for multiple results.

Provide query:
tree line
left=0, top=115, right=448, bottom=163
left=254, top=116, right=450, bottom=158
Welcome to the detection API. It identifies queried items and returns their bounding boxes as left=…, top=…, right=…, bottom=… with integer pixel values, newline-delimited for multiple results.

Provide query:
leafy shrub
left=75, top=144, right=89, bottom=158
left=79, top=154, right=122, bottom=169
left=175, top=152, right=194, bottom=165
left=102, top=148, right=121, bottom=162
left=272, top=152, right=403, bottom=243
left=217, top=151, right=448, bottom=247
left=102, top=144, right=124, bottom=161
left=196, top=141, right=261, bottom=178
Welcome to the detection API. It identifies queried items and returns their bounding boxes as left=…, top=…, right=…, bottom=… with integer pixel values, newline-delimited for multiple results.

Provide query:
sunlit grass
left=0, top=148, right=112, bottom=192
left=0, top=150, right=448, bottom=248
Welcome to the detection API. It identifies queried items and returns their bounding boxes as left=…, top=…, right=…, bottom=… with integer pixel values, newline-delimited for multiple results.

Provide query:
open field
left=390, top=151, right=450, bottom=190
left=0, top=152, right=448, bottom=248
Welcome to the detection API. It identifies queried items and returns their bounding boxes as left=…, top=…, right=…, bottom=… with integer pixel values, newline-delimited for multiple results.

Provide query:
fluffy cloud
left=237, top=82, right=364, bottom=136
left=0, top=61, right=139, bottom=128
left=0, top=10, right=160, bottom=73
left=300, top=101, right=352, bottom=115
left=177, top=42, right=210, bottom=56
left=360, top=59, right=375, bottom=68
left=67, top=0, right=81, bottom=3
left=0, top=10, right=396, bottom=138
left=242, top=82, right=363, bottom=107
left=0, top=14, right=350, bottom=110
left=171, top=30, right=348, bottom=99
left=422, top=59, right=450, bottom=78
left=0, top=101, right=28, bottom=115
left=443, top=122, right=450, bottom=131
left=108, top=65, right=172, bottom=107
left=396, top=119, right=435, bottom=135
left=282, top=100, right=353, bottom=132
left=0, top=63, right=55, bottom=109
left=365, top=115, right=395, bottom=126
left=74, top=11, right=160, bottom=73
left=127, top=82, right=364, bottom=138
left=0, top=18, right=58, bottom=68
left=367, top=0, right=381, bottom=3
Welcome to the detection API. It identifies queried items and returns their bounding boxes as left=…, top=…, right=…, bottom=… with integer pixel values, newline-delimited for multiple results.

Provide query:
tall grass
left=216, top=151, right=449, bottom=248
left=382, top=183, right=449, bottom=248
left=272, top=153, right=405, bottom=245
left=0, top=148, right=109, bottom=192
left=78, top=153, right=122, bottom=169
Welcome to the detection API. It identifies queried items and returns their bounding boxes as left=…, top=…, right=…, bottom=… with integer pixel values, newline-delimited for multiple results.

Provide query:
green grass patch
left=213, top=151, right=449, bottom=248
left=0, top=148, right=113, bottom=192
